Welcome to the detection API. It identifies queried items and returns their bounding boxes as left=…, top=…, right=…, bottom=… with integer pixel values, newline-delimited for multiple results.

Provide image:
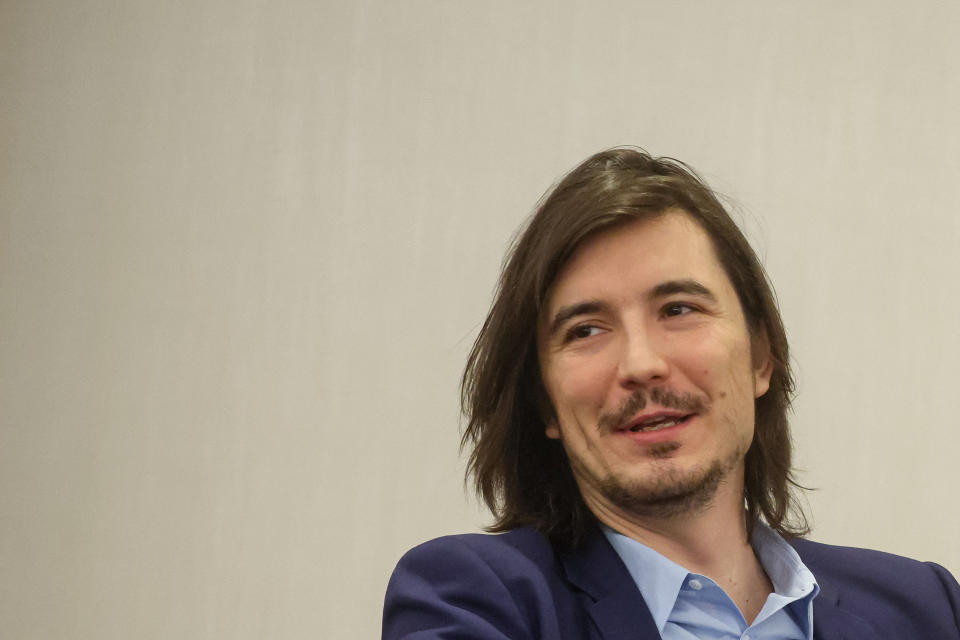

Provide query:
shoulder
left=396, top=527, right=559, bottom=576
left=791, top=538, right=960, bottom=637
left=791, top=537, right=955, bottom=586
left=383, top=528, right=577, bottom=640
left=792, top=537, right=924, bottom=569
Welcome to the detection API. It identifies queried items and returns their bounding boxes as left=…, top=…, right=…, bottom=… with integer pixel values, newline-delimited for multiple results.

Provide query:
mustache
left=598, top=387, right=710, bottom=433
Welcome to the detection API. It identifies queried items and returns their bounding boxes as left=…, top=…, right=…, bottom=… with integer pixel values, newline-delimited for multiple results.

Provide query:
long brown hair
left=461, top=148, right=809, bottom=548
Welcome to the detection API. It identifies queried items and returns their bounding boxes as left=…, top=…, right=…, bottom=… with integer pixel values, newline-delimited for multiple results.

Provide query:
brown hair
left=460, top=147, right=809, bottom=548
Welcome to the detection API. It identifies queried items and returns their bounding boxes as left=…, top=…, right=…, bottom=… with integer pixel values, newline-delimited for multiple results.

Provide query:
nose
left=617, top=325, right=670, bottom=390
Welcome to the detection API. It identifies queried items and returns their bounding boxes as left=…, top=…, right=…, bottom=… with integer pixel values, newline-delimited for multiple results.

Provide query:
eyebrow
left=650, top=278, right=717, bottom=302
left=545, top=279, right=718, bottom=339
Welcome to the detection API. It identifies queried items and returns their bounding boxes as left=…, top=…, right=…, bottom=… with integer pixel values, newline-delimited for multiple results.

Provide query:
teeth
left=629, top=418, right=680, bottom=433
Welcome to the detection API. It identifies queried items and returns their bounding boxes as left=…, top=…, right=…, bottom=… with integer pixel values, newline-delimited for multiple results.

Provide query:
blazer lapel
left=559, top=527, right=662, bottom=640
left=811, top=579, right=880, bottom=640
left=559, top=529, right=883, bottom=640
left=790, top=540, right=881, bottom=640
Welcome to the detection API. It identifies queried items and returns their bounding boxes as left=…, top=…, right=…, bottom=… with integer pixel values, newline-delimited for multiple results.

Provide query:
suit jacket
left=383, top=526, right=960, bottom=639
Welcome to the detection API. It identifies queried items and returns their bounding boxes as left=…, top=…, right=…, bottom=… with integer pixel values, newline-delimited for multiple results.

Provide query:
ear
left=535, top=378, right=561, bottom=439
left=751, top=327, right=774, bottom=399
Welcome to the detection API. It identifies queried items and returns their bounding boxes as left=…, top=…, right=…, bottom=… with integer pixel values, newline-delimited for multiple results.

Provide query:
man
left=382, top=148, right=960, bottom=639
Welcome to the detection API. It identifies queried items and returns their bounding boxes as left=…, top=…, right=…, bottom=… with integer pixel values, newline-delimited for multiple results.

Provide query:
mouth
left=620, top=412, right=695, bottom=434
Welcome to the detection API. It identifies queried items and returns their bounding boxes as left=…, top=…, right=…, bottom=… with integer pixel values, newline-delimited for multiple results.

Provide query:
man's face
left=537, top=210, right=772, bottom=519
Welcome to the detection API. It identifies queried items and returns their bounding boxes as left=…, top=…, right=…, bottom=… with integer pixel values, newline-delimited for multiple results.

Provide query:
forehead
left=543, top=210, right=735, bottom=313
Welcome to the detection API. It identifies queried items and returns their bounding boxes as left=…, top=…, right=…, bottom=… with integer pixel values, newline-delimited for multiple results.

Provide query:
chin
left=599, top=453, right=737, bottom=519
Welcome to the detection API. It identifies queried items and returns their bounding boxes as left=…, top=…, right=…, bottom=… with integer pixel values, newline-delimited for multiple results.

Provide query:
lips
left=620, top=411, right=694, bottom=434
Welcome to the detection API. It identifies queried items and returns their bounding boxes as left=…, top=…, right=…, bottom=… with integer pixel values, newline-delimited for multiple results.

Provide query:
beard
left=591, top=386, right=747, bottom=519
left=597, top=448, right=741, bottom=519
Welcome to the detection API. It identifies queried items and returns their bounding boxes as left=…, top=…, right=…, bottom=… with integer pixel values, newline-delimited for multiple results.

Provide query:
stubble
left=595, top=386, right=744, bottom=519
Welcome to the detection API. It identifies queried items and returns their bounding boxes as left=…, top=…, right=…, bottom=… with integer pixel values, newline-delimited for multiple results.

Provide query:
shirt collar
left=750, top=521, right=818, bottom=599
left=601, top=525, right=689, bottom=632
left=602, top=522, right=819, bottom=633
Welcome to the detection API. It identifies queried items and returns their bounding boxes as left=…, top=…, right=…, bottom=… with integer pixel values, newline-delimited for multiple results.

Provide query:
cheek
left=541, top=356, right=616, bottom=443
left=551, top=360, right=612, bottom=411
left=714, top=350, right=760, bottom=433
left=687, top=338, right=755, bottom=408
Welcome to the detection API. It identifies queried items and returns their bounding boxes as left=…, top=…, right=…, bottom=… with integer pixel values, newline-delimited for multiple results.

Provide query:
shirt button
left=743, top=634, right=750, bottom=640
left=688, top=578, right=703, bottom=591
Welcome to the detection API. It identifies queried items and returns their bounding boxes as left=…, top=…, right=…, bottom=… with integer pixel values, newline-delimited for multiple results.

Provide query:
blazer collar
left=560, top=528, right=882, bottom=640
left=790, top=542, right=880, bottom=640
left=558, top=526, right=662, bottom=640
left=809, top=584, right=880, bottom=640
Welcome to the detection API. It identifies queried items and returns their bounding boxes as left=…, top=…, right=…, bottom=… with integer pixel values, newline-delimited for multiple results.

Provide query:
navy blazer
left=383, top=526, right=960, bottom=639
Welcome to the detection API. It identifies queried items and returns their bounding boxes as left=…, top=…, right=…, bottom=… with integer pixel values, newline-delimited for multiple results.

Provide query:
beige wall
left=2, top=1, right=958, bottom=638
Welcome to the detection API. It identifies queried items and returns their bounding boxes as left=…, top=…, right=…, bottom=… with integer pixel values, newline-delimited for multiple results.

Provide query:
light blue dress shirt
left=603, top=523, right=819, bottom=640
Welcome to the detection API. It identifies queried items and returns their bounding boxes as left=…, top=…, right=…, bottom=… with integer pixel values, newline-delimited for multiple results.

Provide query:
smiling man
left=382, top=148, right=960, bottom=640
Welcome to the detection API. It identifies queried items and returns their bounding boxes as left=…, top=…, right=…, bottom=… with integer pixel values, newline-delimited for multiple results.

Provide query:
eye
left=662, top=302, right=696, bottom=318
left=564, top=324, right=605, bottom=342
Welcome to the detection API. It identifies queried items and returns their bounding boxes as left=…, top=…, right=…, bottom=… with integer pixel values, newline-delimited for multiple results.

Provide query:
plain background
left=2, top=1, right=959, bottom=638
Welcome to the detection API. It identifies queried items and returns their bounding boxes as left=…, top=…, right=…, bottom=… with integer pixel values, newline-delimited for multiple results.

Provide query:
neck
left=585, top=472, right=774, bottom=623
left=588, top=480, right=751, bottom=577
